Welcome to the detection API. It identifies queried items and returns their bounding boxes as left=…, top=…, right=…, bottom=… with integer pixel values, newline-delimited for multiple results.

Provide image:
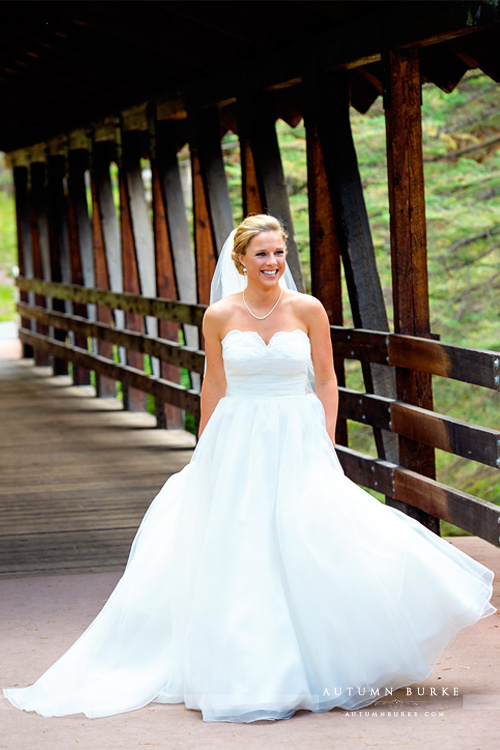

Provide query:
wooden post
left=156, top=118, right=200, bottom=395
left=304, top=91, right=347, bottom=447
left=384, top=48, right=439, bottom=533
left=28, top=162, right=50, bottom=366
left=67, top=149, right=92, bottom=385
left=237, top=92, right=304, bottom=292
left=90, top=142, right=118, bottom=398
left=118, top=130, right=147, bottom=411
left=149, top=116, right=183, bottom=428
left=313, top=70, right=398, bottom=467
left=188, top=106, right=219, bottom=306
left=47, top=155, right=70, bottom=376
left=13, top=166, right=34, bottom=358
left=240, top=133, right=263, bottom=216
left=196, top=107, right=234, bottom=253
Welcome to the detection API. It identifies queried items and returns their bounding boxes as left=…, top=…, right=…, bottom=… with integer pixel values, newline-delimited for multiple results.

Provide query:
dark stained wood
left=336, top=446, right=500, bottom=547
left=154, top=119, right=199, bottom=369
left=90, top=142, right=116, bottom=398
left=13, top=166, right=34, bottom=358
left=47, top=155, right=70, bottom=376
left=151, top=133, right=183, bottom=428
left=236, top=92, right=304, bottom=291
left=18, top=303, right=205, bottom=375
left=329, top=326, right=500, bottom=391
left=384, top=48, right=438, bottom=532
left=313, top=69, right=397, bottom=465
left=191, top=147, right=217, bottom=305
left=419, top=43, right=469, bottom=93
left=304, top=83, right=347, bottom=446
left=195, top=106, right=234, bottom=253
left=240, top=132, right=263, bottom=216
left=118, top=132, right=147, bottom=411
left=16, top=277, right=206, bottom=327
left=28, top=162, right=51, bottom=366
left=338, top=386, right=500, bottom=468
left=67, top=149, right=92, bottom=385
left=450, top=29, right=500, bottom=83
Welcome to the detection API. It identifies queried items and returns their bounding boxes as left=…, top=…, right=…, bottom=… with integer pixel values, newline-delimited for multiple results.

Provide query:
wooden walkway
left=0, top=348, right=195, bottom=579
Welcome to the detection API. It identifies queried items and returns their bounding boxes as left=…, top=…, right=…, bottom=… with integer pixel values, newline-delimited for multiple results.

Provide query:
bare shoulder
left=286, top=290, right=328, bottom=321
left=203, top=294, right=241, bottom=335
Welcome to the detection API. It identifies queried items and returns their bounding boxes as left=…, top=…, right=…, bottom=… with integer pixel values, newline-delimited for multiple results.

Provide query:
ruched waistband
left=225, top=375, right=308, bottom=398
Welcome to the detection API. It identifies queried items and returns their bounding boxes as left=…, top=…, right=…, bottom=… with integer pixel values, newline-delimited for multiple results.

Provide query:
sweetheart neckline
left=221, top=329, right=309, bottom=348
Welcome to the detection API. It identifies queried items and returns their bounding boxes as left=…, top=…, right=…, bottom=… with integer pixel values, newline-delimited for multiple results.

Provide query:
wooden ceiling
left=1, top=0, right=499, bottom=153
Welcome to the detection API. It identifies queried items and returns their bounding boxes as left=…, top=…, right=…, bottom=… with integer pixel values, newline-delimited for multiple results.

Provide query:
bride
left=3, top=214, right=496, bottom=723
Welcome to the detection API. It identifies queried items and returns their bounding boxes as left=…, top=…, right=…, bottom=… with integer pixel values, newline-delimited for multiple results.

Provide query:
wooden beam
left=150, top=116, right=183, bottom=428
left=67, top=149, right=92, bottom=385
left=90, top=141, right=117, bottom=397
left=313, top=69, right=397, bottom=465
left=329, top=326, right=500, bottom=391
left=384, top=48, right=438, bottom=532
left=47, top=155, right=70, bottom=375
left=18, top=304, right=205, bottom=375
left=236, top=92, right=304, bottom=291
left=118, top=131, right=147, bottom=411
left=16, top=277, right=206, bottom=328
left=336, top=445, right=500, bottom=547
left=154, top=119, right=199, bottom=357
left=303, top=72, right=347, bottom=445
left=28, top=162, right=50, bottom=366
left=190, top=137, right=217, bottom=306
left=13, top=166, right=34, bottom=358
left=195, top=106, right=234, bottom=253
left=240, top=131, right=263, bottom=216
left=338, top=387, right=500, bottom=469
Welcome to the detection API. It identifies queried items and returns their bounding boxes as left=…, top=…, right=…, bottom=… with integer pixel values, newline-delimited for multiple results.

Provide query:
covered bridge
left=1, top=0, right=500, bottom=563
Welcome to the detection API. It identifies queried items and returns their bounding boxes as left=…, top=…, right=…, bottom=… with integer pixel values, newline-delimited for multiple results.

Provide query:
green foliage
left=0, top=283, right=15, bottom=321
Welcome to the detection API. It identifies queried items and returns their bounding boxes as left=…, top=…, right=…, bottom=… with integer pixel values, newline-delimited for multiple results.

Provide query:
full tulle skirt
left=4, top=392, right=495, bottom=722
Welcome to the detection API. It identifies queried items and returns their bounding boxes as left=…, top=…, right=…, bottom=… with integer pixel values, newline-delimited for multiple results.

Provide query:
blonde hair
left=232, top=214, right=288, bottom=275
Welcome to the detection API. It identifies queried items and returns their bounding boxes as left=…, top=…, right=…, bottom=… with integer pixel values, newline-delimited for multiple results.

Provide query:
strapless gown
left=3, top=329, right=496, bottom=722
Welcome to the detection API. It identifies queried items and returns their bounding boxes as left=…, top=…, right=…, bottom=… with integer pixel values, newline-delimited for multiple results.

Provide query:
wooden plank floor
left=0, top=356, right=196, bottom=579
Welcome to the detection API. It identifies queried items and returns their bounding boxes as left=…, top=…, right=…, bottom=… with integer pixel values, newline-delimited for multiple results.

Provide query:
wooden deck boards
left=0, top=357, right=195, bottom=579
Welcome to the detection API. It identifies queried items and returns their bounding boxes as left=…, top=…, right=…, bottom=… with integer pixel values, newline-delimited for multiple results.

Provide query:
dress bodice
left=221, top=329, right=311, bottom=397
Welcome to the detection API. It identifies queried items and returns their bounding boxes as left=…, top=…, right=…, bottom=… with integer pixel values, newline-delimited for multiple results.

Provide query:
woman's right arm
left=198, top=306, right=227, bottom=438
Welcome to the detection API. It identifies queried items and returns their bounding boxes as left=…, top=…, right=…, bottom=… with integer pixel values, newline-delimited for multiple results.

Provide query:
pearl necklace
left=242, top=287, right=283, bottom=320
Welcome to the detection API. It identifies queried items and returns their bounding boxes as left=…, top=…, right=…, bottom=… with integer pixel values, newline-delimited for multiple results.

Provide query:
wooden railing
left=16, top=276, right=500, bottom=547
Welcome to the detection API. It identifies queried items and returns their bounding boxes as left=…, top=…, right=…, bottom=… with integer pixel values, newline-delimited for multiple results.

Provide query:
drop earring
left=242, top=265, right=247, bottom=275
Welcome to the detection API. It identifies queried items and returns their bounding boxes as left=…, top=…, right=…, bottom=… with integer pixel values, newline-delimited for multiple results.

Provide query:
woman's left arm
left=304, top=297, right=338, bottom=446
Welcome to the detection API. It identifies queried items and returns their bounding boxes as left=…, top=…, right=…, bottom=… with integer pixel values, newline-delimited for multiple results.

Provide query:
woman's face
left=239, top=230, right=287, bottom=285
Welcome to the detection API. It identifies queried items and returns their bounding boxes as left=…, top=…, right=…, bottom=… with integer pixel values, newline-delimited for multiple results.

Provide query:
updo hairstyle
left=231, top=214, right=288, bottom=276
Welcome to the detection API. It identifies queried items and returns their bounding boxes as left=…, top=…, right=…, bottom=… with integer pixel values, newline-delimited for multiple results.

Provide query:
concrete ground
left=1, top=327, right=499, bottom=749
left=1, top=539, right=499, bottom=750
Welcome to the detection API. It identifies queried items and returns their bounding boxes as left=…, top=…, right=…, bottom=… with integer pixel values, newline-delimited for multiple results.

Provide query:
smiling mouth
left=262, top=269, right=279, bottom=276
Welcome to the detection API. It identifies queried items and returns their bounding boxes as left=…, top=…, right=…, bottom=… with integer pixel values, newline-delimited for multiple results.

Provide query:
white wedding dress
left=4, top=328, right=496, bottom=722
